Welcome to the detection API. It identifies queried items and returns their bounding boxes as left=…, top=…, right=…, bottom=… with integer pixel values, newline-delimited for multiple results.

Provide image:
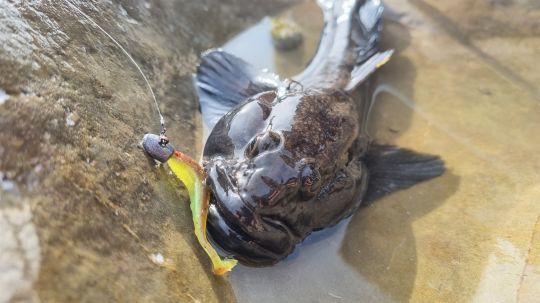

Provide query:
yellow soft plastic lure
left=142, top=134, right=237, bottom=275
left=167, top=151, right=238, bottom=275
left=68, top=0, right=237, bottom=275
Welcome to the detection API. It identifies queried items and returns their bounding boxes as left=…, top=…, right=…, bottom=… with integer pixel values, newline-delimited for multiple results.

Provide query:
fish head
left=203, top=90, right=327, bottom=210
left=202, top=89, right=362, bottom=265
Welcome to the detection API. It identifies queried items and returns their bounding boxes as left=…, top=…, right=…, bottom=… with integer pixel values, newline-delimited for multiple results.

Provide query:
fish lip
left=205, top=160, right=281, bottom=265
left=206, top=195, right=284, bottom=266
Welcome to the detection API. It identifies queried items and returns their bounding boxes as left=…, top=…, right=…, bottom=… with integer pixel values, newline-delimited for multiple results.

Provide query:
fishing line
left=63, top=0, right=167, bottom=136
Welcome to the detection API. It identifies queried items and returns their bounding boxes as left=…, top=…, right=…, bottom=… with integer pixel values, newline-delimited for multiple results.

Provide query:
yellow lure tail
left=166, top=151, right=238, bottom=275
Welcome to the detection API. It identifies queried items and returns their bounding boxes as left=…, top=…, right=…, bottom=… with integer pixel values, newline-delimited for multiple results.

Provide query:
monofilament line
left=64, top=0, right=166, bottom=133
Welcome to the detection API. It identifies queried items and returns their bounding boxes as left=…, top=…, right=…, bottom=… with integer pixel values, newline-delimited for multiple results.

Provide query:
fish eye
left=299, top=164, right=321, bottom=200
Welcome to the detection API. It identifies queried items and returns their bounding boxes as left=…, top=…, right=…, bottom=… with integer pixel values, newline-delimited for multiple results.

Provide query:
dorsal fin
left=194, top=49, right=281, bottom=130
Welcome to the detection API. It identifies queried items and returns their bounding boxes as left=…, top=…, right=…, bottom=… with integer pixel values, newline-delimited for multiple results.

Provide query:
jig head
left=142, top=133, right=174, bottom=163
left=142, top=133, right=238, bottom=275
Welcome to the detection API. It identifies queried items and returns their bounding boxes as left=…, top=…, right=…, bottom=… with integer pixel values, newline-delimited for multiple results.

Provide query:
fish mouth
left=206, top=195, right=284, bottom=266
left=204, top=160, right=296, bottom=266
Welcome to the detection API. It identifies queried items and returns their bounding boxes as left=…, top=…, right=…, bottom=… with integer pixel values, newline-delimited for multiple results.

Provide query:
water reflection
left=222, top=1, right=323, bottom=78
left=230, top=220, right=395, bottom=302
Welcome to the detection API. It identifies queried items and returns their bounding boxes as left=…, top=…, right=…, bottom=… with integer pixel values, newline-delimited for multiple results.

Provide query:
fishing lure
left=64, top=0, right=238, bottom=274
left=142, top=135, right=238, bottom=274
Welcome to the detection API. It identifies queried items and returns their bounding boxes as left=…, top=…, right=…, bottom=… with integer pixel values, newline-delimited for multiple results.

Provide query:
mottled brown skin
left=203, top=88, right=370, bottom=265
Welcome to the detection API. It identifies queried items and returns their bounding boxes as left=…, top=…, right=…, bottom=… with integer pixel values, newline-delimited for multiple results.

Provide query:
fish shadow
left=340, top=172, right=459, bottom=301
left=339, top=17, right=461, bottom=302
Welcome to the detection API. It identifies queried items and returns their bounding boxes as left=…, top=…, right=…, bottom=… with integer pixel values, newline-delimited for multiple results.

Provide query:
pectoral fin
left=194, top=49, right=281, bottom=130
left=345, top=50, right=394, bottom=92
left=364, top=144, right=445, bottom=203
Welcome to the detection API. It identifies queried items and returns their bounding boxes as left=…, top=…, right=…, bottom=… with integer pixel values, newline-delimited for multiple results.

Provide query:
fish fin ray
left=363, top=144, right=445, bottom=203
left=194, top=49, right=281, bottom=130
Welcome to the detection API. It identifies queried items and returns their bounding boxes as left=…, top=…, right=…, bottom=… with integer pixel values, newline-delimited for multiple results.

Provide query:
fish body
left=194, top=0, right=444, bottom=266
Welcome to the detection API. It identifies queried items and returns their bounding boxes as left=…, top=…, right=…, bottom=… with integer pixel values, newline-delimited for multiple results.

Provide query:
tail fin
left=363, top=144, right=445, bottom=203
left=294, top=0, right=386, bottom=88
left=350, top=0, right=385, bottom=64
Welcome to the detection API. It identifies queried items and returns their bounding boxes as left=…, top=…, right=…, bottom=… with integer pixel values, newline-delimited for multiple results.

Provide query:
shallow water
left=221, top=0, right=540, bottom=302
left=1, top=0, right=538, bottom=301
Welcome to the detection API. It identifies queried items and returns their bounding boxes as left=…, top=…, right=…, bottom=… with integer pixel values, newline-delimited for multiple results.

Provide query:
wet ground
left=1, top=0, right=539, bottom=302
left=207, top=0, right=540, bottom=302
